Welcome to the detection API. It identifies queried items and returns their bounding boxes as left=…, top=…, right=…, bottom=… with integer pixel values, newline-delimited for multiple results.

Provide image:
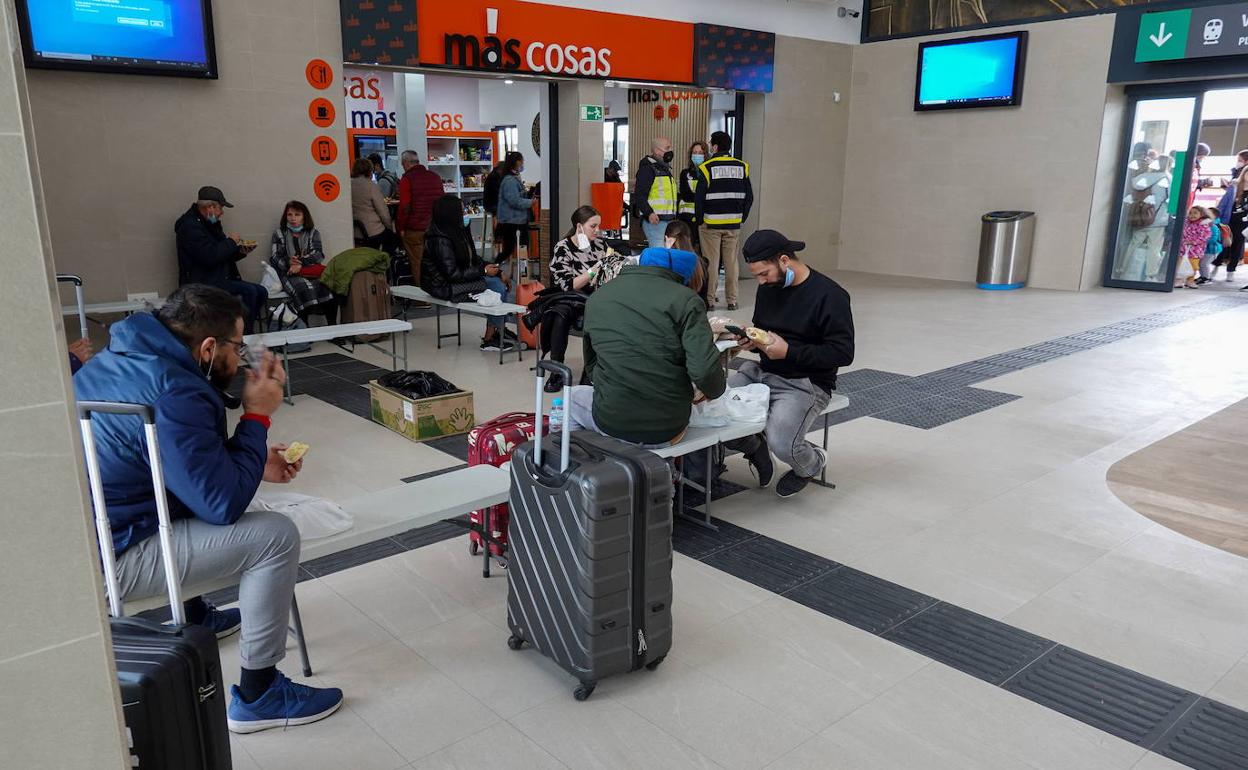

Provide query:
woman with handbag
left=269, top=200, right=339, bottom=325
left=421, top=195, right=517, bottom=352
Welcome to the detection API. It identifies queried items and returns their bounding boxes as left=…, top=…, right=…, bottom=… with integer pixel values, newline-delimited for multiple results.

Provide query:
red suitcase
left=467, top=411, right=548, bottom=576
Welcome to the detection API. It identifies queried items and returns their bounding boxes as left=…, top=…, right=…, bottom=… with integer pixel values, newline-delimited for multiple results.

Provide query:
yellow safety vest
left=678, top=173, right=697, bottom=215
left=647, top=173, right=677, bottom=217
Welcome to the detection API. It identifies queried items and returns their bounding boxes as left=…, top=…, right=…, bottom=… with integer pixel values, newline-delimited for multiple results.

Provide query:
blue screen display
left=918, top=36, right=1021, bottom=107
left=23, top=0, right=211, bottom=72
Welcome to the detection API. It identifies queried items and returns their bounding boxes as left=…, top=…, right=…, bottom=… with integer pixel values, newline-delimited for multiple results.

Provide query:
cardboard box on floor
left=368, top=381, right=475, bottom=442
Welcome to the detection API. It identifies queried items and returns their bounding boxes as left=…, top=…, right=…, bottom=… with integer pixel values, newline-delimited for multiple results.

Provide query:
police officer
left=634, top=136, right=678, bottom=249
left=678, top=140, right=709, bottom=251
left=695, top=131, right=754, bottom=310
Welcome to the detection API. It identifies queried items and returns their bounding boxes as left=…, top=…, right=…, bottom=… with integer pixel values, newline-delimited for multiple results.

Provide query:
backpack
left=341, top=272, right=392, bottom=342
left=378, top=170, right=400, bottom=198
left=267, top=303, right=311, bottom=353
left=1127, top=178, right=1158, bottom=228
left=482, top=168, right=503, bottom=214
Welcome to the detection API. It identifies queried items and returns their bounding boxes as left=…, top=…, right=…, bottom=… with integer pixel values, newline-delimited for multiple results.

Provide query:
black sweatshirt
left=752, top=269, right=854, bottom=391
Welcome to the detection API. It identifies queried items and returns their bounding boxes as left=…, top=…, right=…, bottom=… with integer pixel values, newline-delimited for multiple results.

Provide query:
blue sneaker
left=203, top=605, right=242, bottom=640
left=227, top=672, right=344, bottom=734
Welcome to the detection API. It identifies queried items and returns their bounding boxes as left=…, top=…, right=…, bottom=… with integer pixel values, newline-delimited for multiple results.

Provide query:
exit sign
left=1136, top=3, right=1248, bottom=62
left=579, top=104, right=604, bottom=121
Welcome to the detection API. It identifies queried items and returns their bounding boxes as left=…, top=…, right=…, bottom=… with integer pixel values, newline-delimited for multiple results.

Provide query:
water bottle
left=550, top=397, right=564, bottom=434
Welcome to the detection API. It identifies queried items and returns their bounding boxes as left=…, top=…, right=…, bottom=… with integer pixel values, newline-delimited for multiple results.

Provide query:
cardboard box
left=368, top=381, right=475, bottom=442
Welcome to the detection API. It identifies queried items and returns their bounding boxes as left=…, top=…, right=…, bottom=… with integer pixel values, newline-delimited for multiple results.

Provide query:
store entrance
left=1104, top=84, right=1248, bottom=292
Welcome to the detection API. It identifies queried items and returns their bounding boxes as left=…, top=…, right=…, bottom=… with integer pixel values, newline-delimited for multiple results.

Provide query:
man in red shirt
left=397, top=149, right=446, bottom=299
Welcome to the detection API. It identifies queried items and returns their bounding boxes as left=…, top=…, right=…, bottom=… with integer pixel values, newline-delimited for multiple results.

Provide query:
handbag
left=300, top=263, right=326, bottom=278
left=449, top=278, right=488, bottom=302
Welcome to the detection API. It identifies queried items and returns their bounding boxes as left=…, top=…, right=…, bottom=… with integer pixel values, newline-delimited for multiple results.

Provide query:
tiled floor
left=218, top=272, right=1248, bottom=769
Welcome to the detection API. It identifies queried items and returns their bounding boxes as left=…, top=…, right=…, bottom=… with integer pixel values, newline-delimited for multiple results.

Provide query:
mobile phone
left=724, top=324, right=747, bottom=337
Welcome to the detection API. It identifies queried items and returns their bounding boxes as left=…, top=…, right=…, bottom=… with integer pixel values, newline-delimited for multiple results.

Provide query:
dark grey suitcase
left=80, top=401, right=232, bottom=769
left=505, top=362, right=673, bottom=701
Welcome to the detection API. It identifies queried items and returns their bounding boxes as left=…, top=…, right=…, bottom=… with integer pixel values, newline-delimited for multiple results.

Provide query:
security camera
left=837, top=6, right=861, bottom=18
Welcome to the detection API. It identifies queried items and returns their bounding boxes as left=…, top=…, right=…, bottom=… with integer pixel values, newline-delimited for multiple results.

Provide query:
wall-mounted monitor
left=915, top=31, right=1027, bottom=112
left=16, top=0, right=217, bottom=78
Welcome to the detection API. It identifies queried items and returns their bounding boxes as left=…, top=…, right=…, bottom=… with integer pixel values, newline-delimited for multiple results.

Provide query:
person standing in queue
left=496, top=151, right=534, bottom=268
left=678, top=140, right=709, bottom=253
left=397, top=150, right=444, bottom=305
left=634, top=136, right=679, bottom=249
left=695, top=131, right=753, bottom=311
left=722, top=230, right=854, bottom=499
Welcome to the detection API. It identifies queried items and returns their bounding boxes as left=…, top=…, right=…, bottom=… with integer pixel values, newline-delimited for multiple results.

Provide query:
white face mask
left=573, top=232, right=590, bottom=250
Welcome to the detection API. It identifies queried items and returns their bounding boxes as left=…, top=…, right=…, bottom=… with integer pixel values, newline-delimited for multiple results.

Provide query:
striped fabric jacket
left=695, top=153, right=754, bottom=230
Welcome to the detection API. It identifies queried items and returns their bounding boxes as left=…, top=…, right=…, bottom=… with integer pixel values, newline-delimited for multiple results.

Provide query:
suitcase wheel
left=507, top=635, right=525, bottom=651
left=469, top=540, right=480, bottom=556
left=574, top=682, right=596, bottom=701
left=645, top=655, right=666, bottom=672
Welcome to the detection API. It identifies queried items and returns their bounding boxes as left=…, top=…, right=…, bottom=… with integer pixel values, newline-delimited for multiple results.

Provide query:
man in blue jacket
left=73, top=285, right=343, bottom=733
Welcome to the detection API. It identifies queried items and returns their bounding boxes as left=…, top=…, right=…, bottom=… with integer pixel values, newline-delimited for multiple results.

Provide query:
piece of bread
left=281, top=442, right=310, bottom=464
left=745, top=327, right=772, bottom=346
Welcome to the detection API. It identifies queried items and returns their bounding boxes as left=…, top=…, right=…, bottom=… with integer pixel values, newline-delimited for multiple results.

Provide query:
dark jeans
left=1229, top=216, right=1245, bottom=273
left=224, top=280, right=268, bottom=334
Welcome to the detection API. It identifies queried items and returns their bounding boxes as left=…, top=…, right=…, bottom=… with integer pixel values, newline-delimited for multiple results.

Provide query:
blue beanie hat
left=639, top=247, right=697, bottom=285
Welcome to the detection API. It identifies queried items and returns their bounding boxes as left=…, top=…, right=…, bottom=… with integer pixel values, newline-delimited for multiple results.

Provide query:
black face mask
left=662, top=150, right=675, bottom=164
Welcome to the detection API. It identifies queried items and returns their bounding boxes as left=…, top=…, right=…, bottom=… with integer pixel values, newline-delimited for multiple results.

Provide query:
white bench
left=60, top=297, right=164, bottom=329
left=245, top=319, right=412, bottom=403
left=391, top=285, right=529, bottom=365
left=655, top=393, right=850, bottom=529
left=127, top=464, right=510, bottom=676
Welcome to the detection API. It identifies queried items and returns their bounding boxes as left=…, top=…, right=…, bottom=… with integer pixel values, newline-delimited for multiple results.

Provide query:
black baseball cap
left=196, top=185, right=233, bottom=207
left=743, top=229, right=805, bottom=262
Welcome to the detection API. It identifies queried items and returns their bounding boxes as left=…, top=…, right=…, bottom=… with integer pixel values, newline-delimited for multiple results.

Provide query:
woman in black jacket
left=421, top=195, right=515, bottom=352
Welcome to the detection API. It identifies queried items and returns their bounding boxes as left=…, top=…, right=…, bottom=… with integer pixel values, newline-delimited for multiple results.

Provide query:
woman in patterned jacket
left=269, top=200, right=338, bottom=324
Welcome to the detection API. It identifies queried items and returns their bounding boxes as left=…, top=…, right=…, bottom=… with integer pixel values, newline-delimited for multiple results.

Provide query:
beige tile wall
left=0, top=0, right=129, bottom=766
left=23, top=0, right=353, bottom=303
left=838, top=15, right=1117, bottom=290
left=757, top=36, right=854, bottom=274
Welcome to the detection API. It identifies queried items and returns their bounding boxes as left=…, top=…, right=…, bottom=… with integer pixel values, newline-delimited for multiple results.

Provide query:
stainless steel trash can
left=976, top=211, right=1035, bottom=290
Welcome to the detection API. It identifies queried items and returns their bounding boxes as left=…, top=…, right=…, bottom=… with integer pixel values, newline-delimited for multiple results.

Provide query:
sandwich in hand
left=745, top=327, right=772, bottom=347
left=281, top=442, right=310, bottom=464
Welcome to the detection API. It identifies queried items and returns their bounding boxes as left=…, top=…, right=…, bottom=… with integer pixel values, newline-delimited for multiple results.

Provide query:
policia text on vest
left=695, top=151, right=754, bottom=309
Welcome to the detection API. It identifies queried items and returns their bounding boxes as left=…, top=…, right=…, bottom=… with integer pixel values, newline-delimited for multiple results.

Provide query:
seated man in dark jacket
left=568, top=247, right=726, bottom=445
left=725, top=230, right=855, bottom=498
left=421, top=194, right=515, bottom=352
left=175, top=185, right=267, bottom=332
left=73, top=285, right=343, bottom=734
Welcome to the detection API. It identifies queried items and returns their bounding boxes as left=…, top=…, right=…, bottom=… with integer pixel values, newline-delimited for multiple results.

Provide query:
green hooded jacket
left=321, top=247, right=390, bottom=295
left=583, top=265, right=726, bottom=444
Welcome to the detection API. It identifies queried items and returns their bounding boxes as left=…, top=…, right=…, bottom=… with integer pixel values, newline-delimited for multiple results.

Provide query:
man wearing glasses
left=73, top=285, right=345, bottom=733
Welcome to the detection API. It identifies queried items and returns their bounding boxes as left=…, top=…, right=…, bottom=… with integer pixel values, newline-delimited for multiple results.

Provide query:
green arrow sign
left=1136, top=9, right=1191, bottom=62
left=579, top=104, right=604, bottom=122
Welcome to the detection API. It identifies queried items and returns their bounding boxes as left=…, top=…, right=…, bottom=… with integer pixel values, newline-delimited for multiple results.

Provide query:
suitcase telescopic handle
left=533, top=360, right=573, bottom=473
left=56, top=273, right=88, bottom=341
left=78, top=401, right=186, bottom=624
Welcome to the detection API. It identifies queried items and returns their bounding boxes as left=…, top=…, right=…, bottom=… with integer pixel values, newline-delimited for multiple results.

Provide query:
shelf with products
left=426, top=130, right=499, bottom=201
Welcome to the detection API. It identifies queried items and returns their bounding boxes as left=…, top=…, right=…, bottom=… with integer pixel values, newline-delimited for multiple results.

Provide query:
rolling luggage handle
left=57, top=273, right=88, bottom=340
left=533, top=360, right=573, bottom=473
left=79, top=401, right=186, bottom=624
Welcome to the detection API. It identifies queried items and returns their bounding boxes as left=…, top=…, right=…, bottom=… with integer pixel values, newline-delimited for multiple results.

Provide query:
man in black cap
left=723, top=229, right=854, bottom=498
left=175, top=186, right=266, bottom=332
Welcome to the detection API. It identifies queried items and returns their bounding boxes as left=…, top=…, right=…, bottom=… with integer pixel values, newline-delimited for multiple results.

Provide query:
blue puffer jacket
left=73, top=313, right=269, bottom=555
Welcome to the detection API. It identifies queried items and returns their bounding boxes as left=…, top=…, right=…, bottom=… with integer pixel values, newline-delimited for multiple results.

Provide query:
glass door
left=1104, top=95, right=1201, bottom=290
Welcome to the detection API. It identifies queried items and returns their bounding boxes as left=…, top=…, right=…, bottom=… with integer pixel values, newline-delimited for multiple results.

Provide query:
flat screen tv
left=915, top=31, right=1027, bottom=112
left=16, top=0, right=217, bottom=78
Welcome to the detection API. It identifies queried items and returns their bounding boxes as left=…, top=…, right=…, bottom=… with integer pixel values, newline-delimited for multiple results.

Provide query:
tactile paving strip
left=1154, top=698, right=1248, bottom=768
left=834, top=368, right=912, bottom=393
left=703, top=536, right=840, bottom=594
left=882, top=603, right=1054, bottom=685
left=784, top=566, right=938, bottom=634
left=1002, top=646, right=1200, bottom=747
left=671, top=515, right=759, bottom=560
left=872, top=394, right=1002, bottom=430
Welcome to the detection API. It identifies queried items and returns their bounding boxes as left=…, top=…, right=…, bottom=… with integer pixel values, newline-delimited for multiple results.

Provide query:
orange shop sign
left=418, top=0, right=694, bottom=83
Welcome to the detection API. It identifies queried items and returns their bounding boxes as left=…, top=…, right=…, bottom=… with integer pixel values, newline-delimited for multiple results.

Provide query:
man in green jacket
left=569, top=247, right=726, bottom=445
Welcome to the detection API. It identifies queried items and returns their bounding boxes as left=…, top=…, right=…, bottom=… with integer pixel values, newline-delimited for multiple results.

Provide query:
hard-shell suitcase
left=79, top=401, right=232, bottom=770
left=505, top=363, right=673, bottom=701
left=466, top=412, right=548, bottom=576
left=514, top=280, right=545, bottom=353
left=342, top=271, right=392, bottom=341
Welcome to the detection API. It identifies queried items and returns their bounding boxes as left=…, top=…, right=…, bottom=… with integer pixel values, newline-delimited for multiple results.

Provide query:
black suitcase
left=505, top=363, right=673, bottom=701
left=79, top=401, right=232, bottom=770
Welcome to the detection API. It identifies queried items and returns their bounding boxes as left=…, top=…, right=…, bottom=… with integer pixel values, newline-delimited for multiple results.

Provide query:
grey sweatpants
left=116, top=510, right=300, bottom=670
left=727, top=361, right=831, bottom=478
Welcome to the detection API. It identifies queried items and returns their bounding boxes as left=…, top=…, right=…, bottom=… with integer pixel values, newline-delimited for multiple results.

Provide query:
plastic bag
left=725, top=384, right=770, bottom=423
left=688, top=393, right=731, bottom=427
left=376, top=369, right=461, bottom=399
left=260, top=264, right=283, bottom=294
left=249, top=491, right=353, bottom=540
left=472, top=289, right=502, bottom=307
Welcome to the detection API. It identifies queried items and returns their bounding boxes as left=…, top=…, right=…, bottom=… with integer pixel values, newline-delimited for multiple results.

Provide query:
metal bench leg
left=813, top=417, right=836, bottom=490
left=456, top=309, right=462, bottom=347
left=289, top=594, right=312, bottom=677
left=435, top=305, right=443, bottom=349
left=515, top=312, right=523, bottom=363
left=282, top=347, right=294, bottom=405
